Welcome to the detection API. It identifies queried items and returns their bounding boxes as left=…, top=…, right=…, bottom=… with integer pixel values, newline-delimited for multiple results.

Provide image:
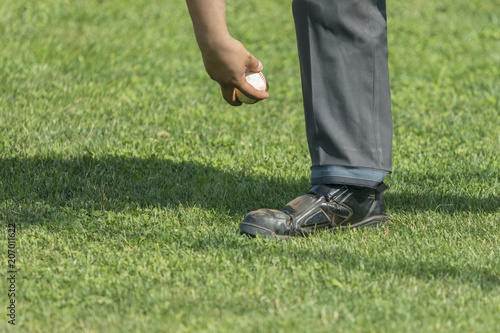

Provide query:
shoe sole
left=239, top=222, right=291, bottom=239
left=240, top=216, right=389, bottom=239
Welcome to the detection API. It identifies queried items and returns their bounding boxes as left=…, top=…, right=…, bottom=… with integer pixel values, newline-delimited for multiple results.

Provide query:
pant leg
left=292, top=0, right=393, bottom=188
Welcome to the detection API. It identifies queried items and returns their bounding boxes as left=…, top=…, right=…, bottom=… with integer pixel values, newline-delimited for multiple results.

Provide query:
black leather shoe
left=240, top=184, right=389, bottom=239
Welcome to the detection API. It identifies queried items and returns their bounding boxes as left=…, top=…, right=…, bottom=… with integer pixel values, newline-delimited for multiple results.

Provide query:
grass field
left=0, top=0, right=499, bottom=331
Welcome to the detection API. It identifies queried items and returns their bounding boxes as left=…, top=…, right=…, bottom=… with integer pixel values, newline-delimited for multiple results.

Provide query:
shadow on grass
left=1, top=156, right=498, bottom=288
left=0, top=155, right=497, bottom=223
left=0, top=155, right=307, bottom=221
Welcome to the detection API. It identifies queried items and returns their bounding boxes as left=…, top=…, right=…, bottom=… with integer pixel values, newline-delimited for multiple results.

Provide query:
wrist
left=196, top=32, right=232, bottom=53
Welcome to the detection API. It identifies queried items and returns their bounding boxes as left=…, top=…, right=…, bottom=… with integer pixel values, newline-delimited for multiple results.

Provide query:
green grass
left=0, top=0, right=499, bottom=331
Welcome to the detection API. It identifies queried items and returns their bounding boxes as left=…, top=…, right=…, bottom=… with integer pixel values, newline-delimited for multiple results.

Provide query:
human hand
left=200, top=36, right=269, bottom=106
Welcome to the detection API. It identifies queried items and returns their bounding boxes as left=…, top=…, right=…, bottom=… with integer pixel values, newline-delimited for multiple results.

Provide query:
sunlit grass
left=0, top=0, right=498, bottom=332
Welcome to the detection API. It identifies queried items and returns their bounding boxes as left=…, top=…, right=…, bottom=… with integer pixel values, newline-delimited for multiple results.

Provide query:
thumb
left=246, top=54, right=263, bottom=73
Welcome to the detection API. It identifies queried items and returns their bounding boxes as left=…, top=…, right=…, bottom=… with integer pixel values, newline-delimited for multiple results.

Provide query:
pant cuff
left=311, top=165, right=389, bottom=189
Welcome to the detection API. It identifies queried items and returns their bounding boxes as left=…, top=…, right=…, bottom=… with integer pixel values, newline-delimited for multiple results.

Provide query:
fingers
left=236, top=54, right=268, bottom=102
left=235, top=80, right=269, bottom=101
left=221, top=85, right=242, bottom=106
left=246, top=54, right=263, bottom=73
left=220, top=63, right=268, bottom=106
left=200, top=37, right=267, bottom=106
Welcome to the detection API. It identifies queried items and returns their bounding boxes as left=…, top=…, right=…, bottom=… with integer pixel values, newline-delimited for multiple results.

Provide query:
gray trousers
left=292, top=0, right=393, bottom=189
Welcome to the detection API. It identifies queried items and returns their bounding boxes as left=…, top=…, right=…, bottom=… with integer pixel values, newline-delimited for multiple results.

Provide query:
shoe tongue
left=282, top=194, right=321, bottom=215
left=308, top=184, right=343, bottom=201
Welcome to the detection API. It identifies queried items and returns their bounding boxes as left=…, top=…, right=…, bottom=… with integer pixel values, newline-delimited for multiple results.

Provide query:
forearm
left=186, top=0, right=231, bottom=51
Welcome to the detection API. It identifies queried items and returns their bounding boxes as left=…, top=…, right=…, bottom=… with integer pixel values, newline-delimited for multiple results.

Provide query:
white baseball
left=235, top=68, right=269, bottom=104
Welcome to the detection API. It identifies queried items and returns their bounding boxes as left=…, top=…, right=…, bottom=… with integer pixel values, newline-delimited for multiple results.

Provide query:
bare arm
left=186, top=0, right=269, bottom=106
